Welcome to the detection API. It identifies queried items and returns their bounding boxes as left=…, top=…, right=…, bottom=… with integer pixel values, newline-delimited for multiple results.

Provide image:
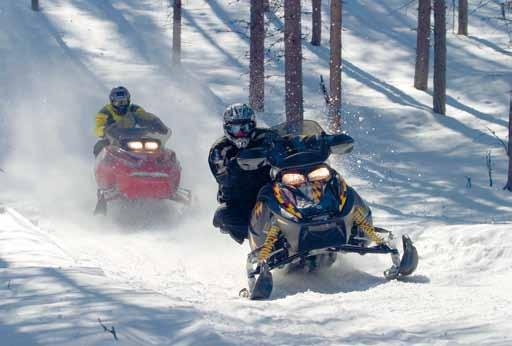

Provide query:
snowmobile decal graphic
left=253, top=201, right=263, bottom=218
left=353, top=207, right=384, bottom=244
left=338, top=176, right=348, bottom=212
left=311, top=181, right=324, bottom=203
left=258, top=225, right=280, bottom=261
left=273, top=184, right=302, bottom=219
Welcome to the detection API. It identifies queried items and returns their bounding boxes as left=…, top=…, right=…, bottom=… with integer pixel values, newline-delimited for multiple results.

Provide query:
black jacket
left=208, top=129, right=273, bottom=207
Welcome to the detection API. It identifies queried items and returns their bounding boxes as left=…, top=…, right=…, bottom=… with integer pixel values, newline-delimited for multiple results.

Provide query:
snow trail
left=1, top=0, right=512, bottom=345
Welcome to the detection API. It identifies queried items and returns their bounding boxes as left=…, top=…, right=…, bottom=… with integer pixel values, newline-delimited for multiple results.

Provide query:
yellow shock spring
left=258, top=225, right=280, bottom=261
left=353, top=207, right=384, bottom=244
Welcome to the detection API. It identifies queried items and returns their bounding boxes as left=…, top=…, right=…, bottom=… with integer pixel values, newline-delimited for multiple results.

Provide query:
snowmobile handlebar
left=326, top=133, right=354, bottom=155
left=106, top=125, right=168, bottom=138
left=237, top=147, right=268, bottom=171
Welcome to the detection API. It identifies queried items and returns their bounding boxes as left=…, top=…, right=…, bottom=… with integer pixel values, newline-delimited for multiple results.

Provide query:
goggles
left=111, top=92, right=129, bottom=107
left=225, top=121, right=255, bottom=138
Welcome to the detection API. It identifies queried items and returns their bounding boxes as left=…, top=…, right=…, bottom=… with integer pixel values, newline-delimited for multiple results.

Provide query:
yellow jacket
left=95, top=104, right=166, bottom=137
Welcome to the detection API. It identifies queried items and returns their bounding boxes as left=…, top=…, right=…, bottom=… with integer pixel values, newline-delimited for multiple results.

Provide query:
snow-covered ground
left=1, top=0, right=511, bottom=345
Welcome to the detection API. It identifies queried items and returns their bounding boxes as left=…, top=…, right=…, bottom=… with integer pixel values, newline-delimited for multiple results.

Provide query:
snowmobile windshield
left=268, top=120, right=330, bottom=169
left=271, top=120, right=324, bottom=138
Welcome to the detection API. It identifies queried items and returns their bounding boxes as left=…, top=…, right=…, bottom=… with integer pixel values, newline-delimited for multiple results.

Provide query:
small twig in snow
left=98, top=318, right=118, bottom=341
left=486, top=151, right=494, bottom=187
left=465, top=176, right=472, bottom=189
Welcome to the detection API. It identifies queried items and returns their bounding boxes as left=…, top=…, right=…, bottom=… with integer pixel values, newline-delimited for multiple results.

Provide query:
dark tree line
left=414, top=0, right=446, bottom=115
left=414, top=0, right=472, bottom=115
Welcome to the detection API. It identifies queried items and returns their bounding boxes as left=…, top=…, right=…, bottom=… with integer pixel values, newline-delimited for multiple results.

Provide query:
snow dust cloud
left=0, top=38, right=223, bottom=236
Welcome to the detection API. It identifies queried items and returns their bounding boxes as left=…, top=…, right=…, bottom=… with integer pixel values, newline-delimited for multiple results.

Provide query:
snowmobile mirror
left=328, top=133, right=354, bottom=155
left=237, top=147, right=267, bottom=170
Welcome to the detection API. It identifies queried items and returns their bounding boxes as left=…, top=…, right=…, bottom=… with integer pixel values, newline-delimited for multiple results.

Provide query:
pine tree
left=414, top=0, right=431, bottom=91
left=311, top=0, right=322, bottom=46
left=172, top=0, right=182, bottom=65
left=284, top=0, right=303, bottom=122
left=458, top=0, right=468, bottom=36
left=329, top=0, right=342, bottom=132
left=504, top=92, right=512, bottom=191
left=250, top=0, right=265, bottom=112
left=433, top=0, right=446, bottom=115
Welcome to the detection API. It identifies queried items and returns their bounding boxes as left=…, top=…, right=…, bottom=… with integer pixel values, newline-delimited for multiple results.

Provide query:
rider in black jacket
left=208, top=103, right=272, bottom=244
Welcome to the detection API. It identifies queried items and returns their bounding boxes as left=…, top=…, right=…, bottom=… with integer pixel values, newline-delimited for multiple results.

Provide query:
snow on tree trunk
left=311, top=0, right=322, bottom=46
left=172, top=0, right=182, bottom=66
left=284, top=0, right=303, bottom=122
left=329, top=0, right=342, bottom=132
left=504, top=92, right=512, bottom=191
left=32, top=0, right=39, bottom=11
left=458, top=0, right=468, bottom=36
left=414, top=0, right=431, bottom=91
left=433, top=0, right=446, bottom=115
left=250, top=0, right=265, bottom=112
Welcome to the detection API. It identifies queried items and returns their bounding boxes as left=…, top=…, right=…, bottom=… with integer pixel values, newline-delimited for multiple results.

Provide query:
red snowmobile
left=94, top=126, right=191, bottom=215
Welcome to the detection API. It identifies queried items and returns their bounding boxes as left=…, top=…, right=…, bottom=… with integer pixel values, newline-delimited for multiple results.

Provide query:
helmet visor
left=225, top=121, right=255, bottom=139
left=111, top=91, right=130, bottom=107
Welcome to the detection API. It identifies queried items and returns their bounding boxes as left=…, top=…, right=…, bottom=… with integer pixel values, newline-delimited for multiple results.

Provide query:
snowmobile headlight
left=282, top=173, right=306, bottom=187
left=307, top=167, right=331, bottom=182
left=127, top=141, right=144, bottom=151
left=144, top=141, right=159, bottom=151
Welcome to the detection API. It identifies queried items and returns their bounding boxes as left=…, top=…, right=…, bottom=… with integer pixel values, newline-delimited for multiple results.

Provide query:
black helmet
left=223, top=103, right=256, bottom=149
left=109, top=86, right=131, bottom=115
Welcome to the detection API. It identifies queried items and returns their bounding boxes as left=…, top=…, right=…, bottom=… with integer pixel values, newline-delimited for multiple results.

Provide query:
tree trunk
left=329, top=0, right=342, bottom=132
left=504, top=92, right=512, bottom=191
left=172, top=0, right=182, bottom=65
left=311, top=0, right=322, bottom=46
left=458, top=0, right=468, bottom=36
left=31, top=0, right=39, bottom=11
left=433, top=0, right=446, bottom=115
left=250, top=0, right=265, bottom=112
left=414, top=0, right=431, bottom=91
left=284, top=0, right=303, bottom=122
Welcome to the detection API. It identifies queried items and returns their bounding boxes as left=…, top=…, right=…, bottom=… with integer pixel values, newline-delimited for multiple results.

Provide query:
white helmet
left=223, top=103, right=256, bottom=148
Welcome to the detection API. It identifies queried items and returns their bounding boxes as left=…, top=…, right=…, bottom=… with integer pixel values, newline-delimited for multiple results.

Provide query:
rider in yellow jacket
left=94, top=86, right=168, bottom=156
